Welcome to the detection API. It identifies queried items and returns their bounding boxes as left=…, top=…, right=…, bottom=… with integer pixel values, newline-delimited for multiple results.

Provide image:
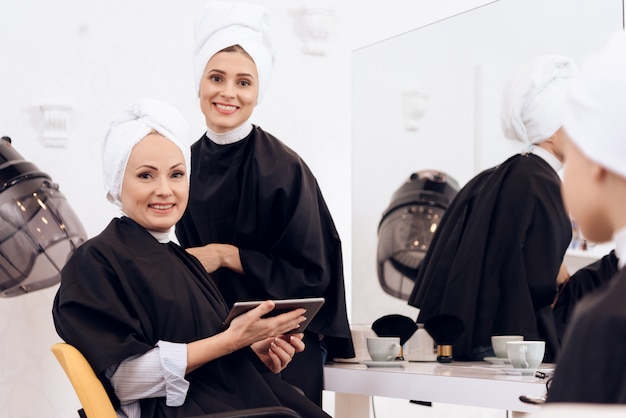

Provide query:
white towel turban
left=501, top=55, right=579, bottom=145
left=101, top=98, right=191, bottom=207
left=562, top=31, right=626, bottom=179
left=193, top=1, right=274, bottom=103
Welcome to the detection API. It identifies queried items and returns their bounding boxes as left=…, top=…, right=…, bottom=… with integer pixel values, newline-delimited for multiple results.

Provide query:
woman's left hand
left=251, top=333, right=305, bottom=373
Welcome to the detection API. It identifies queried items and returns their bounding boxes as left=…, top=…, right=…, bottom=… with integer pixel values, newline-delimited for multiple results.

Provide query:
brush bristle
left=423, top=314, right=465, bottom=345
left=371, top=314, right=419, bottom=345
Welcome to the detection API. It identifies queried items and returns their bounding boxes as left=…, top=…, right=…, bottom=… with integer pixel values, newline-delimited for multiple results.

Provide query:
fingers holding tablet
left=223, top=297, right=325, bottom=334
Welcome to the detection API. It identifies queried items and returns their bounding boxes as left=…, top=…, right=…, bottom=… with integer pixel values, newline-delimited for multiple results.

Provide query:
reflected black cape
left=53, top=217, right=329, bottom=418
left=547, top=267, right=626, bottom=403
left=552, top=250, right=618, bottom=343
left=176, top=126, right=354, bottom=360
left=408, top=153, right=572, bottom=360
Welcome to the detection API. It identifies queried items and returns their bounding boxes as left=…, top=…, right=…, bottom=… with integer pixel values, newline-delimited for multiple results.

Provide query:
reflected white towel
left=501, top=55, right=579, bottom=145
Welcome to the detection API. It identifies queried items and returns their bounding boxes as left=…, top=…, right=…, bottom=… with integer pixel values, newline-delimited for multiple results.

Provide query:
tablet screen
left=222, top=297, right=325, bottom=334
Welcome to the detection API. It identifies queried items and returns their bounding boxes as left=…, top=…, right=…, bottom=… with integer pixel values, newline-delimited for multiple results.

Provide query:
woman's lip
left=149, top=203, right=174, bottom=210
left=214, top=102, right=238, bottom=114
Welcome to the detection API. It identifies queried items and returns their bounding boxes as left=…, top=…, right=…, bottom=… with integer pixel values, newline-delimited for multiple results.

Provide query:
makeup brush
left=372, top=314, right=419, bottom=360
left=423, top=314, right=465, bottom=363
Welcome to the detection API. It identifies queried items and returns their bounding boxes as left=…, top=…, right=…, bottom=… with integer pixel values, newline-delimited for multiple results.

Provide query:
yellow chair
left=51, top=342, right=302, bottom=418
left=51, top=343, right=117, bottom=418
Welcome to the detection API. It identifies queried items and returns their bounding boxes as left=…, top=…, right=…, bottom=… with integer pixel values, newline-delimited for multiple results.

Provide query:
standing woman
left=175, top=1, right=354, bottom=406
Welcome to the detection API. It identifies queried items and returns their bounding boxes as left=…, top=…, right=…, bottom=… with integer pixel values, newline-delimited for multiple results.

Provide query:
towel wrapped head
left=501, top=55, right=579, bottom=145
left=193, top=1, right=274, bottom=103
left=561, top=31, right=626, bottom=179
left=101, top=98, right=191, bottom=207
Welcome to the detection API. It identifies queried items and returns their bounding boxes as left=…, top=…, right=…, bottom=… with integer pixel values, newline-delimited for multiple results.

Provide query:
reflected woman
left=408, top=55, right=578, bottom=362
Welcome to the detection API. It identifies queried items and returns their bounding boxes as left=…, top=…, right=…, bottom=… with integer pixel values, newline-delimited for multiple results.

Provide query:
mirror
left=351, top=0, right=624, bottom=324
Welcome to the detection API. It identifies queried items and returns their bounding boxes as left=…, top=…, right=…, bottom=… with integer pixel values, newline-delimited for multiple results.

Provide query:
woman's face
left=120, top=133, right=188, bottom=233
left=199, top=50, right=259, bottom=133
left=561, top=134, right=612, bottom=243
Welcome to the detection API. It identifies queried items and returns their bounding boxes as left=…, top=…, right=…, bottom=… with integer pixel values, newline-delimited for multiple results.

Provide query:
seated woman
left=408, top=55, right=578, bottom=362
left=52, top=98, right=330, bottom=418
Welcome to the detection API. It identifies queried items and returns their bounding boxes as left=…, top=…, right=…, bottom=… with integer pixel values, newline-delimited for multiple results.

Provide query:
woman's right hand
left=186, top=243, right=243, bottom=274
left=227, top=300, right=306, bottom=348
left=185, top=300, right=305, bottom=374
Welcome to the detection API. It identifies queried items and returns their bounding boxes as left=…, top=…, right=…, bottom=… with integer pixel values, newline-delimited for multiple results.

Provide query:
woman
left=52, top=98, right=330, bottom=418
left=547, top=32, right=626, bottom=403
left=408, top=55, right=578, bottom=362
left=175, top=2, right=354, bottom=406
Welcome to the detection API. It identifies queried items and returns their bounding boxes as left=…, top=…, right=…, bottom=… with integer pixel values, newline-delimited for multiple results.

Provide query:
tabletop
left=323, top=360, right=553, bottom=415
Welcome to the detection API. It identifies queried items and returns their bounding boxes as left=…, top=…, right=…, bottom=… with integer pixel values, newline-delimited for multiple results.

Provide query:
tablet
left=222, top=297, right=325, bottom=334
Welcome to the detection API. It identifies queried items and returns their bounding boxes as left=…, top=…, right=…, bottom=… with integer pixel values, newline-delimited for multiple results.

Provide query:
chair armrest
left=191, top=406, right=301, bottom=418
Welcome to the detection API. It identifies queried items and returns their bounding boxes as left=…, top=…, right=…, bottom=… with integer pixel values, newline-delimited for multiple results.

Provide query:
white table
left=323, top=361, right=551, bottom=417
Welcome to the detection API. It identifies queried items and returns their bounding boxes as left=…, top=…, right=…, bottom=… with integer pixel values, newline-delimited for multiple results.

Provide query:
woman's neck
left=528, top=145, right=564, bottom=173
left=206, top=122, right=253, bottom=145
left=535, top=140, right=564, bottom=163
left=613, top=227, right=626, bottom=269
left=148, top=229, right=172, bottom=243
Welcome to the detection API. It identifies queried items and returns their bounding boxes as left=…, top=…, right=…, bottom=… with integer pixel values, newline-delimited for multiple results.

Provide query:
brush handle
left=436, top=344, right=454, bottom=363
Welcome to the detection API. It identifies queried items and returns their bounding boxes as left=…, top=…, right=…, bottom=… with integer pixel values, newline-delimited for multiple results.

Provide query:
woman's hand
left=227, top=300, right=307, bottom=348
left=556, top=262, right=570, bottom=286
left=186, top=300, right=306, bottom=374
left=186, top=243, right=243, bottom=274
left=252, top=334, right=305, bottom=373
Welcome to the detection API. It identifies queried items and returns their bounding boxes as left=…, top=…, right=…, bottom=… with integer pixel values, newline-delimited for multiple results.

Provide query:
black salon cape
left=408, top=153, right=572, bottom=361
left=175, top=126, right=354, bottom=361
left=547, top=268, right=626, bottom=403
left=52, top=217, right=329, bottom=418
left=552, top=250, right=619, bottom=343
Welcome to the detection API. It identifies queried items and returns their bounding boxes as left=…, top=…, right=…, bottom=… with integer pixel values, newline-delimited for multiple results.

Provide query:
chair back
left=51, top=342, right=118, bottom=418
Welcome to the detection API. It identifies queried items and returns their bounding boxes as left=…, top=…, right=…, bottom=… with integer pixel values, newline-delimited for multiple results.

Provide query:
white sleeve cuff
left=109, top=341, right=189, bottom=407
left=157, top=340, right=190, bottom=407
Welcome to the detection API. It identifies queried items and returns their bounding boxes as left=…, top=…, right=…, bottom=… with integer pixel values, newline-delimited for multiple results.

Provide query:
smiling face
left=199, top=47, right=259, bottom=133
left=120, top=133, right=188, bottom=233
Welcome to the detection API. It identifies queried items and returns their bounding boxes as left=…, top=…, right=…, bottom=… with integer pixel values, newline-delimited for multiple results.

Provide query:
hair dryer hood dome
left=377, top=170, right=459, bottom=300
left=0, top=137, right=87, bottom=297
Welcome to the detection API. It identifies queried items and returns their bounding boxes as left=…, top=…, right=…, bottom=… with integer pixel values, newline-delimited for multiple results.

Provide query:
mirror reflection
left=351, top=0, right=624, bottom=324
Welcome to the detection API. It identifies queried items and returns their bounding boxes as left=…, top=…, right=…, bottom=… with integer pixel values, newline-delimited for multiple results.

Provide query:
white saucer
left=498, top=367, right=554, bottom=376
left=360, top=360, right=409, bottom=367
left=498, top=367, right=537, bottom=376
left=484, top=356, right=511, bottom=365
left=332, top=357, right=361, bottom=364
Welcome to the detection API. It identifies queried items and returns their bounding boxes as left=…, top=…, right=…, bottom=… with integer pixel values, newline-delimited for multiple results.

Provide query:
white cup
left=366, top=337, right=401, bottom=361
left=506, top=341, right=545, bottom=370
left=491, top=335, right=524, bottom=358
